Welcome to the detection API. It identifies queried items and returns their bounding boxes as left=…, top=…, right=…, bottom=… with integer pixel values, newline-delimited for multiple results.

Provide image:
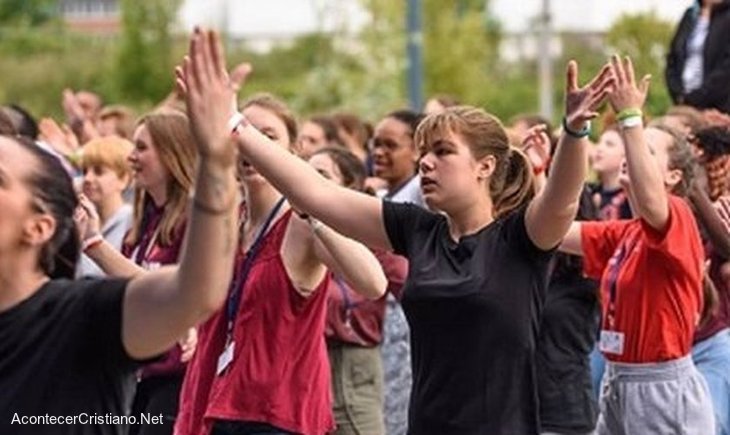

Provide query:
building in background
left=59, top=0, right=120, bottom=34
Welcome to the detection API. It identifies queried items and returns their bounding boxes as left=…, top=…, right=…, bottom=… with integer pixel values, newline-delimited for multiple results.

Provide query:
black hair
left=11, top=135, right=79, bottom=279
left=385, top=109, right=426, bottom=138
left=5, top=104, right=39, bottom=139
left=693, top=126, right=730, bottom=159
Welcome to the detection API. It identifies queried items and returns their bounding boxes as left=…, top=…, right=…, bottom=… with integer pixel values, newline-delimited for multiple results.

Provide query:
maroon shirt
left=695, top=251, right=730, bottom=343
left=121, top=201, right=187, bottom=379
left=176, top=210, right=335, bottom=435
left=325, top=250, right=408, bottom=347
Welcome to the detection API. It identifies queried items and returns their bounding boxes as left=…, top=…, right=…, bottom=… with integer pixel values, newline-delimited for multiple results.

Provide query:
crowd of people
left=1, top=1, right=730, bottom=433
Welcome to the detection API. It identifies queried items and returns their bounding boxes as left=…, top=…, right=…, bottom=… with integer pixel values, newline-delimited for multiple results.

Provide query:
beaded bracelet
left=562, top=117, right=591, bottom=139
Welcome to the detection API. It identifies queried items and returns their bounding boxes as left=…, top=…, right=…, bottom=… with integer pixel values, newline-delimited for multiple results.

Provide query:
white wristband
left=82, top=234, right=104, bottom=252
left=227, top=112, right=245, bottom=134
left=619, top=116, right=643, bottom=130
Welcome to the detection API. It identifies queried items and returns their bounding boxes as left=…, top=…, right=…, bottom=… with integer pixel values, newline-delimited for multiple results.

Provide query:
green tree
left=115, top=0, right=182, bottom=104
left=0, top=0, right=57, bottom=26
left=423, top=0, right=501, bottom=109
left=605, top=11, right=675, bottom=116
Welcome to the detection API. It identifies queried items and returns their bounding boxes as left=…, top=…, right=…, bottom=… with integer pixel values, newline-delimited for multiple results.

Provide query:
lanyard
left=332, top=274, right=366, bottom=327
left=604, top=236, right=637, bottom=330
left=225, top=197, right=286, bottom=341
left=133, top=201, right=163, bottom=266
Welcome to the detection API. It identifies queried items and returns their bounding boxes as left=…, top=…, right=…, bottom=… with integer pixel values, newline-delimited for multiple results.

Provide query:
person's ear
left=22, top=214, right=56, bottom=247
left=665, top=168, right=683, bottom=191
left=477, top=154, right=497, bottom=181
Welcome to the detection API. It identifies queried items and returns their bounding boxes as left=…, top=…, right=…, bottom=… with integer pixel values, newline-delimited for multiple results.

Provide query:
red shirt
left=581, top=195, right=704, bottom=363
left=122, top=200, right=187, bottom=379
left=325, top=250, right=408, bottom=347
left=175, top=210, right=334, bottom=435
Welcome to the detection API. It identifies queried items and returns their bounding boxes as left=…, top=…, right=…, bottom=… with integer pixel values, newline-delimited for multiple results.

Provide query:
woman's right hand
left=74, top=194, right=101, bottom=244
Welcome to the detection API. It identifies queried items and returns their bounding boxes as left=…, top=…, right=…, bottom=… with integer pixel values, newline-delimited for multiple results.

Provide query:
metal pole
left=537, top=0, right=553, bottom=121
left=407, top=0, right=424, bottom=111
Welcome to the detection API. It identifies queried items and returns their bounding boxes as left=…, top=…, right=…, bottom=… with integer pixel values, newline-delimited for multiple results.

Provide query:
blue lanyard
left=333, top=274, right=366, bottom=328
left=225, top=197, right=286, bottom=340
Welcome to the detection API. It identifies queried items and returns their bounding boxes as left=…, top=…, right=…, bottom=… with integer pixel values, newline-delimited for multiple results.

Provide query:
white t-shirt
left=682, top=15, right=710, bottom=94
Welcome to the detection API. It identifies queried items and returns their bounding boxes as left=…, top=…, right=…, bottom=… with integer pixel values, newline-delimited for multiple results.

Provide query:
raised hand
left=175, top=28, right=238, bottom=168
left=521, top=124, right=552, bottom=172
left=74, top=194, right=101, bottom=243
left=607, top=55, right=651, bottom=113
left=564, top=61, right=615, bottom=133
left=39, top=117, right=80, bottom=159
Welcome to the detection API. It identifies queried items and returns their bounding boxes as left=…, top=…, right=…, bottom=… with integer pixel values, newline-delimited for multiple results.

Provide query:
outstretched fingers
left=623, top=56, right=636, bottom=86
left=610, top=54, right=626, bottom=85
left=565, top=60, right=579, bottom=93
left=585, top=63, right=613, bottom=91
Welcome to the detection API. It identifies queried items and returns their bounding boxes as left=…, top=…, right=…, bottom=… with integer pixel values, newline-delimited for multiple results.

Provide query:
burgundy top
left=325, top=250, right=408, bottom=347
left=121, top=200, right=187, bottom=379
left=695, top=250, right=730, bottom=343
left=175, top=210, right=334, bottom=435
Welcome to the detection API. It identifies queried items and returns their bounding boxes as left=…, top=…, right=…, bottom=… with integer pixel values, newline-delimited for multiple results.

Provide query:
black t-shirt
left=383, top=202, right=553, bottom=435
left=0, top=278, right=138, bottom=435
left=536, top=273, right=600, bottom=434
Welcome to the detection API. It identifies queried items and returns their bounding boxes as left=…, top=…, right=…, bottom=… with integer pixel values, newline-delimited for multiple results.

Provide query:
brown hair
left=331, top=112, right=371, bottom=153
left=666, top=105, right=707, bottom=134
left=415, top=106, right=535, bottom=217
left=125, top=109, right=197, bottom=247
left=98, top=105, right=136, bottom=140
left=81, top=135, right=134, bottom=180
left=648, top=120, right=697, bottom=197
left=240, top=93, right=298, bottom=146
left=310, top=147, right=367, bottom=191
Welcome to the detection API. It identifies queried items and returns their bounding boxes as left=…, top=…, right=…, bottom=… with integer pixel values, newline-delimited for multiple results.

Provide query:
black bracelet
left=562, top=117, right=591, bottom=139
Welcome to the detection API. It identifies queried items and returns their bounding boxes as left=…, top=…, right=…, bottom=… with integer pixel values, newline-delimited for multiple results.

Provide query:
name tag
left=599, top=330, right=625, bottom=355
left=216, top=341, right=235, bottom=375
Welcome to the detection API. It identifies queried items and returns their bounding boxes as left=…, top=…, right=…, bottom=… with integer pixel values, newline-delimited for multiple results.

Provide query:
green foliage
left=0, top=0, right=57, bottom=26
left=115, top=0, right=183, bottom=105
left=605, top=11, right=675, bottom=117
left=0, top=2, right=681, bottom=128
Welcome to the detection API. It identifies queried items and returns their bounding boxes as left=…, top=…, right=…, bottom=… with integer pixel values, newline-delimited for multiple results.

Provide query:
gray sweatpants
left=596, top=355, right=715, bottom=435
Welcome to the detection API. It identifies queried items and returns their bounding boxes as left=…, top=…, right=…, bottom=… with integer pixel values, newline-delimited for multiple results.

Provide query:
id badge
left=216, top=341, right=235, bottom=375
left=598, top=330, right=625, bottom=355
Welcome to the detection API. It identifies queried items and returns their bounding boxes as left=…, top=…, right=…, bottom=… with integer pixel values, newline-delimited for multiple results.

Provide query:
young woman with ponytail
left=179, top=29, right=614, bottom=433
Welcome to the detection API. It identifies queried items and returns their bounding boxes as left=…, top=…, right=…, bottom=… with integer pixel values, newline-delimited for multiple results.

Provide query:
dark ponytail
left=12, top=136, right=80, bottom=279
left=493, top=147, right=536, bottom=218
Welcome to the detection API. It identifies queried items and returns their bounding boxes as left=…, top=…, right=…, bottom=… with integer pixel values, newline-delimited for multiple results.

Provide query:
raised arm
left=75, top=195, right=146, bottom=278
left=174, top=38, right=389, bottom=251
left=608, top=56, right=668, bottom=231
left=525, top=61, right=614, bottom=250
left=121, top=29, right=239, bottom=359
left=309, top=218, right=387, bottom=299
